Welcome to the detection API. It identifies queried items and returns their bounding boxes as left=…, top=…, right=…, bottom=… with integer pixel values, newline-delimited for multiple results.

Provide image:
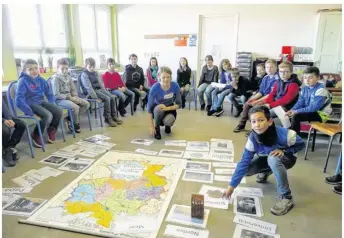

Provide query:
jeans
left=128, top=87, right=150, bottom=108
left=180, top=84, right=191, bottom=98
left=211, top=88, right=231, bottom=110
left=95, top=89, right=118, bottom=119
left=110, top=88, right=135, bottom=110
left=30, top=102, right=63, bottom=134
left=153, top=106, right=177, bottom=127
left=56, top=97, right=90, bottom=124
left=228, top=93, right=247, bottom=108
left=290, top=112, right=322, bottom=135
left=2, top=118, right=26, bottom=148
left=246, top=154, right=297, bottom=198
left=197, top=83, right=214, bottom=106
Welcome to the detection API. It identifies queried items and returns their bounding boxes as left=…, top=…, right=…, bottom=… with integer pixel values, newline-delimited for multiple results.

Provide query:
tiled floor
left=2, top=104, right=342, bottom=238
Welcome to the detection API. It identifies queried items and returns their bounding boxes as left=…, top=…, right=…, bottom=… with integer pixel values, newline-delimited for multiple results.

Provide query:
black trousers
left=290, top=112, right=322, bottom=134
left=2, top=118, right=26, bottom=149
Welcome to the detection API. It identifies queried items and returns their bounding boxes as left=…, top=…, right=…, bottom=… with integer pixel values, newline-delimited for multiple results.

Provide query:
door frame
left=313, top=11, right=342, bottom=73
left=196, top=14, right=239, bottom=85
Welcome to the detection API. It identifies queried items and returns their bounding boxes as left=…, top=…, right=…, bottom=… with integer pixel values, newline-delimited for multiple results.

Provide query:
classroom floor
left=2, top=103, right=342, bottom=238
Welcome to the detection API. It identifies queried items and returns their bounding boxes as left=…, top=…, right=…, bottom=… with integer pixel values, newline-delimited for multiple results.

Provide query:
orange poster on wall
left=174, top=36, right=187, bottom=46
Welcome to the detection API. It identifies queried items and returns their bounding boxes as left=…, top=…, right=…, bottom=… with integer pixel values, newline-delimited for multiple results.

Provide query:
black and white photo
left=2, top=197, right=47, bottom=217
left=182, top=170, right=213, bottom=183
left=234, top=195, right=263, bottom=217
left=185, top=161, right=211, bottom=172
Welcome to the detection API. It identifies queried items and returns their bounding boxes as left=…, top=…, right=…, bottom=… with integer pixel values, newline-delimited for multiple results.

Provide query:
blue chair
left=47, top=77, right=76, bottom=138
left=77, top=75, right=104, bottom=127
left=7, top=81, right=66, bottom=158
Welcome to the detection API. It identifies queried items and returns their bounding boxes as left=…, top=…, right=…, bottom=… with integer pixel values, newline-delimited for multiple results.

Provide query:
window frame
left=8, top=4, right=69, bottom=53
left=79, top=4, right=113, bottom=68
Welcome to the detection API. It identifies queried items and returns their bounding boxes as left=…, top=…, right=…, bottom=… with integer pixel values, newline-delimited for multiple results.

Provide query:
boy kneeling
left=223, top=106, right=305, bottom=216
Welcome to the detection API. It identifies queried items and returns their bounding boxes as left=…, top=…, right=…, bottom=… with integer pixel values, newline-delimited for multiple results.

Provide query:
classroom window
left=6, top=4, right=68, bottom=69
left=40, top=4, right=67, bottom=48
left=78, top=4, right=112, bottom=68
left=7, top=5, right=41, bottom=49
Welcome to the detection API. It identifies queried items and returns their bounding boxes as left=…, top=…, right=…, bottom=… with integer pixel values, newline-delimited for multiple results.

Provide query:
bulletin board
left=141, top=34, right=198, bottom=81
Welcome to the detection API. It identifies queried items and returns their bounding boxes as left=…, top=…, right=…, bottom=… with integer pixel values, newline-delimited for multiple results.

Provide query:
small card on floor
left=164, top=224, right=209, bottom=238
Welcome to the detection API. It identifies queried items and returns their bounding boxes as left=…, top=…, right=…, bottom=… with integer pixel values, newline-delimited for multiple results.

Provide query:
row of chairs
left=5, top=75, right=107, bottom=159
left=4, top=70, right=199, bottom=159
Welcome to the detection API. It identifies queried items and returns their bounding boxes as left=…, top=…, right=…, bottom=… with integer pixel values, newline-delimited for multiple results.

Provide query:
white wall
left=117, top=4, right=341, bottom=74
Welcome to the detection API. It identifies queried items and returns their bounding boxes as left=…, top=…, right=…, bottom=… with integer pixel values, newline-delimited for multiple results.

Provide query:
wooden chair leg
left=304, top=127, right=313, bottom=160
left=312, top=129, right=317, bottom=152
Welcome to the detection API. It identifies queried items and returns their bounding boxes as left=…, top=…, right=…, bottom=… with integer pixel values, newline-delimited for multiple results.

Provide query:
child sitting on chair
left=102, top=58, right=134, bottom=117
left=285, top=66, right=332, bottom=135
left=233, top=59, right=279, bottom=133
left=80, top=58, right=123, bottom=127
left=227, top=68, right=251, bottom=117
left=176, top=57, right=192, bottom=109
left=52, top=58, right=90, bottom=133
left=15, top=59, right=63, bottom=147
left=146, top=57, right=159, bottom=87
left=207, top=59, right=232, bottom=117
left=249, top=63, right=266, bottom=95
left=125, top=54, right=150, bottom=111
left=223, top=105, right=305, bottom=216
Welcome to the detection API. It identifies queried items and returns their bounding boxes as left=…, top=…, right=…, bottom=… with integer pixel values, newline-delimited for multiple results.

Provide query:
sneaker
left=112, top=117, right=123, bottom=125
left=105, top=118, right=117, bottom=127
left=233, top=106, right=243, bottom=117
left=120, top=111, right=126, bottom=117
left=74, top=124, right=81, bottom=133
left=325, top=174, right=342, bottom=185
left=154, top=127, right=161, bottom=140
left=333, top=184, right=342, bottom=195
left=200, top=104, right=205, bottom=111
left=270, top=197, right=294, bottom=216
left=256, top=171, right=272, bottom=183
left=207, top=110, right=216, bottom=116
left=10, top=148, right=19, bottom=161
left=233, top=123, right=246, bottom=133
left=31, top=132, right=42, bottom=148
left=206, top=105, right=211, bottom=112
left=47, top=127, right=57, bottom=143
left=2, top=148, right=16, bottom=167
left=165, top=126, right=171, bottom=134
left=215, top=108, right=224, bottom=117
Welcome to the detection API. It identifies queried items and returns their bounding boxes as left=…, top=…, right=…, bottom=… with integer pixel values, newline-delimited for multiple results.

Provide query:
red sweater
left=102, top=71, right=124, bottom=90
left=265, top=81, right=299, bottom=108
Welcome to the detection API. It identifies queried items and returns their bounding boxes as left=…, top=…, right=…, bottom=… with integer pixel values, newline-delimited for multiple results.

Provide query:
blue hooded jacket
left=291, top=82, right=332, bottom=118
left=15, top=73, right=55, bottom=116
left=230, top=126, right=305, bottom=188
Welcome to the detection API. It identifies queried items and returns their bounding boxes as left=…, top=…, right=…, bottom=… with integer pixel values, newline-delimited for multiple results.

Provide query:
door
left=314, top=12, right=342, bottom=73
left=197, top=14, right=239, bottom=84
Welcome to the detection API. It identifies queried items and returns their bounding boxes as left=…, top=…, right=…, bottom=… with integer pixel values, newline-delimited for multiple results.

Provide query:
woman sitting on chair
left=148, top=66, right=182, bottom=140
